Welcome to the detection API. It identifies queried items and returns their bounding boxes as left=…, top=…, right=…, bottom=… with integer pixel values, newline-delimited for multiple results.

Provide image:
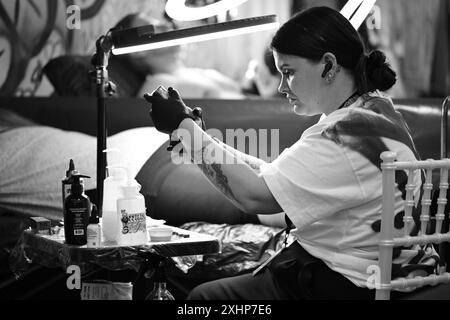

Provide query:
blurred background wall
left=0, top=0, right=448, bottom=98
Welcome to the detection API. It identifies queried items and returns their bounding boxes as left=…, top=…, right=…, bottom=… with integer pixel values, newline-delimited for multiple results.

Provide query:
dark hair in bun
left=271, top=6, right=397, bottom=94
left=363, top=50, right=397, bottom=92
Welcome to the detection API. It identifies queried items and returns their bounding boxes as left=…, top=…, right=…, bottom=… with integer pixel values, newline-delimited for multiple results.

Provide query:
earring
left=326, top=73, right=334, bottom=83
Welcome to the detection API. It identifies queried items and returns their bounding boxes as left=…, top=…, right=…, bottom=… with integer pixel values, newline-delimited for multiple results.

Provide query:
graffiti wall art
left=0, top=0, right=164, bottom=96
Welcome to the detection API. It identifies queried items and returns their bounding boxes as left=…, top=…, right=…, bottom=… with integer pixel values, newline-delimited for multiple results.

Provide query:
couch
left=0, top=96, right=449, bottom=300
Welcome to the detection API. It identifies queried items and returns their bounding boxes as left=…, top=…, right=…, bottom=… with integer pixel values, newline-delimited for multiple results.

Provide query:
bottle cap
left=89, top=204, right=99, bottom=224
left=108, top=165, right=141, bottom=197
left=66, top=159, right=75, bottom=177
left=64, top=159, right=80, bottom=182
left=70, top=174, right=91, bottom=195
left=122, top=182, right=141, bottom=198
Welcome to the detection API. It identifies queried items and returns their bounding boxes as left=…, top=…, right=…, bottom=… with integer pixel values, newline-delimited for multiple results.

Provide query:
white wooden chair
left=377, top=151, right=450, bottom=299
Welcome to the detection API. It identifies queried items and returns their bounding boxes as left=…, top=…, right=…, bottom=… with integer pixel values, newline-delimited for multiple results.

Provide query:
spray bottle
left=101, top=149, right=126, bottom=244
left=116, top=166, right=148, bottom=246
left=102, top=165, right=126, bottom=244
left=64, top=174, right=91, bottom=246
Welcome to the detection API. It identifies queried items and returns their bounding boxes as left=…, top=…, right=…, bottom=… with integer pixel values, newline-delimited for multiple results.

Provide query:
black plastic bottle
left=64, top=174, right=91, bottom=246
left=62, top=159, right=79, bottom=211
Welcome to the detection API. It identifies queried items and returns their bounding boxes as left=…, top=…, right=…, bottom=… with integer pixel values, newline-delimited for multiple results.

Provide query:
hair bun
left=366, top=50, right=397, bottom=92
left=367, top=50, right=387, bottom=68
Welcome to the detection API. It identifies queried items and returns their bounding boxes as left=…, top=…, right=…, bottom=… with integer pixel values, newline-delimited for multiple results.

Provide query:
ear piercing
left=326, top=73, right=334, bottom=83
left=326, top=65, right=341, bottom=83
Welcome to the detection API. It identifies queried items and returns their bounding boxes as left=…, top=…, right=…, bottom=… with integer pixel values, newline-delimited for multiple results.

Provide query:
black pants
left=188, top=242, right=376, bottom=300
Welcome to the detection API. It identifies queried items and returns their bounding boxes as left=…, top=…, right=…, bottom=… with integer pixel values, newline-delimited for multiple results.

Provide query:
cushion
left=43, top=55, right=96, bottom=97
left=43, top=55, right=147, bottom=97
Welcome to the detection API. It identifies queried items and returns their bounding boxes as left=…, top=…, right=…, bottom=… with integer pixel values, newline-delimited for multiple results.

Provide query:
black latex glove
left=144, top=87, right=197, bottom=134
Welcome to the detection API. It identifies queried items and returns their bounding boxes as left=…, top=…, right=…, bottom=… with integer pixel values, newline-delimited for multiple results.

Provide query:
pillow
left=43, top=55, right=146, bottom=97
left=0, top=125, right=166, bottom=221
left=43, top=55, right=96, bottom=97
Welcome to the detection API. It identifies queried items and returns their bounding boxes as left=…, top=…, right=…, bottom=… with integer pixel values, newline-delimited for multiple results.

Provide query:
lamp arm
left=91, top=33, right=115, bottom=218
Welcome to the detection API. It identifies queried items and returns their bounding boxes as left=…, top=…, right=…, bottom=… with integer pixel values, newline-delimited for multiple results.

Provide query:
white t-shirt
left=260, top=91, right=438, bottom=288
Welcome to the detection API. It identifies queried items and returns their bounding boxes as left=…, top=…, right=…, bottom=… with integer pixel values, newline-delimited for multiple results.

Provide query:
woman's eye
left=283, top=70, right=294, bottom=77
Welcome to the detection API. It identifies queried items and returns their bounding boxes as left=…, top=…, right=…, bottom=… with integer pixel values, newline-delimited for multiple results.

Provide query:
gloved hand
left=144, top=87, right=197, bottom=134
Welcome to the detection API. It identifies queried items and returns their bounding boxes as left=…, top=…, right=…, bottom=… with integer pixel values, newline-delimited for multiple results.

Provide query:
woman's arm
left=212, top=136, right=267, bottom=175
left=174, top=118, right=282, bottom=215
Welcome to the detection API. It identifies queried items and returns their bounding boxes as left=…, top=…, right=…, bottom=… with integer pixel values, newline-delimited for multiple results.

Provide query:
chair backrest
left=377, top=151, right=450, bottom=300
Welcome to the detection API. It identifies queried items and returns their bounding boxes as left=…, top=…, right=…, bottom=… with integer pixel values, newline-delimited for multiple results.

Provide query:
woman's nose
left=278, top=78, right=289, bottom=95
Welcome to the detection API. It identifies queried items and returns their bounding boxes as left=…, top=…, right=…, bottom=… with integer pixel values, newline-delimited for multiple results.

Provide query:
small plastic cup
left=148, top=226, right=173, bottom=242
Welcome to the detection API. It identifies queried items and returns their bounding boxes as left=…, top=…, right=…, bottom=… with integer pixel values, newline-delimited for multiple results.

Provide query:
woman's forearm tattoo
left=199, top=162, right=238, bottom=201
left=195, top=146, right=242, bottom=209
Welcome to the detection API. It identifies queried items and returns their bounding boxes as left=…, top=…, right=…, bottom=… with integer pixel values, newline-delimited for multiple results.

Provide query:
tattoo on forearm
left=195, top=146, right=242, bottom=208
left=198, top=162, right=241, bottom=205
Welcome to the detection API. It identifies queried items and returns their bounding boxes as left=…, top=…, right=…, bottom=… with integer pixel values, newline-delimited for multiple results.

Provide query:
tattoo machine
left=150, top=86, right=205, bottom=152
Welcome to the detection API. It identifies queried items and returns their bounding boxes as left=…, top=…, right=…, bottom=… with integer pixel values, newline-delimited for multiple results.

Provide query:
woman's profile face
left=273, top=51, right=326, bottom=116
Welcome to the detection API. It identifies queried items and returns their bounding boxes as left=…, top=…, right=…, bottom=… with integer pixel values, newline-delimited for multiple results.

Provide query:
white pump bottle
left=116, top=166, right=148, bottom=246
